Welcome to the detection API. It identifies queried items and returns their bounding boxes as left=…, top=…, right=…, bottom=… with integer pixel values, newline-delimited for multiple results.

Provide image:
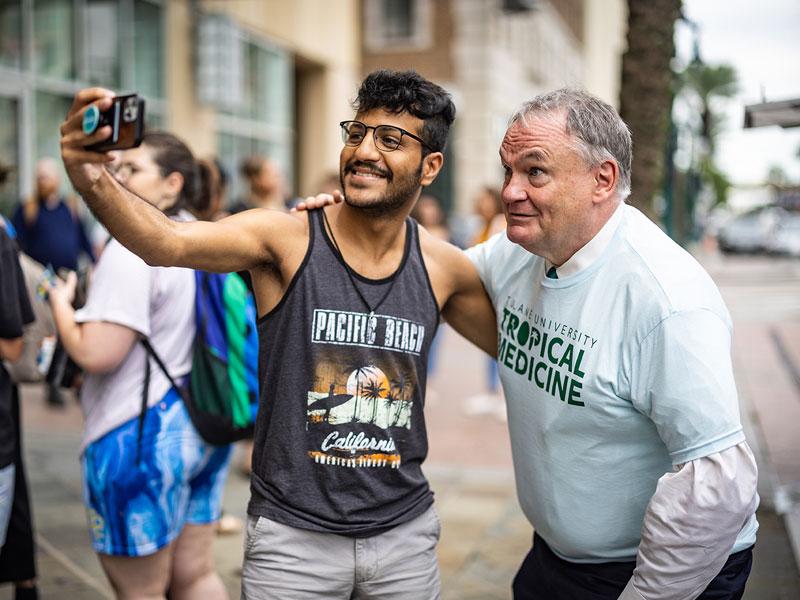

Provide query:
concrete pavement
left=2, top=249, right=799, bottom=599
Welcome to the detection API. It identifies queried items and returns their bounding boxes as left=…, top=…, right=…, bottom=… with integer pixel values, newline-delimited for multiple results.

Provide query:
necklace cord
left=320, top=208, right=401, bottom=317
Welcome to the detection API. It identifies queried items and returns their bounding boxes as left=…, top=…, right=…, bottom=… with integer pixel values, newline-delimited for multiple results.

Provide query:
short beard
left=340, top=160, right=423, bottom=217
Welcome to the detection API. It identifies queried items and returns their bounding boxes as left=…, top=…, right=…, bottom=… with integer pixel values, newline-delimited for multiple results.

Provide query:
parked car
left=764, top=213, right=800, bottom=257
left=717, top=206, right=787, bottom=254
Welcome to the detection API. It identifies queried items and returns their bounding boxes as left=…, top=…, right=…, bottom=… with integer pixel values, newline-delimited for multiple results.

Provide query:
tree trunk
left=619, top=0, right=682, bottom=222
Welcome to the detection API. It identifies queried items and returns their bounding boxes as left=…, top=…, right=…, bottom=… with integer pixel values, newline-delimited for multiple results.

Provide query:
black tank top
left=248, top=208, right=440, bottom=537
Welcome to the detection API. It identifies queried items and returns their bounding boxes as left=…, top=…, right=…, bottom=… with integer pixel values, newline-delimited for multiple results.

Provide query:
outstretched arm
left=60, top=88, right=300, bottom=273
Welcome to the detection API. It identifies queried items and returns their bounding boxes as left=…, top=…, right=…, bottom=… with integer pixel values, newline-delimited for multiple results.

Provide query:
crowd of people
left=0, top=68, right=759, bottom=600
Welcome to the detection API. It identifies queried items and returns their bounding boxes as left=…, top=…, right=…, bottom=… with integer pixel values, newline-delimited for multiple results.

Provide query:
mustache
left=344, top=160, right=391, bottom=180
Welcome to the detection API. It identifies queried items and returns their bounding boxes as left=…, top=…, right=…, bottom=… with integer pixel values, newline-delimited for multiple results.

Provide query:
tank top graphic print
left=248, top=209, right=440, bottom=537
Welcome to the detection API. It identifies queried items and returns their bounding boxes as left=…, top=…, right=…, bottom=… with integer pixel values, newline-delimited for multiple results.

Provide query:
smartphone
left=85, top=94, right=146, bottom=152
left=36, top=265, right=57, bottom=301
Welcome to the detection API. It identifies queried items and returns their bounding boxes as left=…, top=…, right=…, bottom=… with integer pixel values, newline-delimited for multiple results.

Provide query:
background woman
left=47, top=132, right=231, bottom=599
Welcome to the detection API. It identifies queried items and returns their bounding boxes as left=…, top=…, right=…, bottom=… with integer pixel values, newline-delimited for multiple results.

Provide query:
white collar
left=546, top=202, right=625, bottom=278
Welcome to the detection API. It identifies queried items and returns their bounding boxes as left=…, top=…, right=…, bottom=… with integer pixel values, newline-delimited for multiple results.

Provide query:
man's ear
left=420, top=152, right=444, bottom=187
left=592, top=159, right=618, bottom=204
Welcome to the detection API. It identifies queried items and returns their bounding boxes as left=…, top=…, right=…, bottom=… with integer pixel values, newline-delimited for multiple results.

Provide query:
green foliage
left=678, top=62, right=738, bottom=150
left=672, top=60, right=738, bottom=206
left=699, top=156, right=732, bottom=206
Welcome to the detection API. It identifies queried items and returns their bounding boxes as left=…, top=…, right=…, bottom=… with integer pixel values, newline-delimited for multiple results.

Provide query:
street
left=3, top=249, right=800, bottom=599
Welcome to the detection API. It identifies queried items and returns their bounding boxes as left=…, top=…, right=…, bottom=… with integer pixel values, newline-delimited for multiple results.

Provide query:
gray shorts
left=241, top=505, right=442, bottom=599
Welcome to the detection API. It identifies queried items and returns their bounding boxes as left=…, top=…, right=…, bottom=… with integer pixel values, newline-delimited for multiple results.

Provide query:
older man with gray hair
left=467, top=89, right=758, bottom=600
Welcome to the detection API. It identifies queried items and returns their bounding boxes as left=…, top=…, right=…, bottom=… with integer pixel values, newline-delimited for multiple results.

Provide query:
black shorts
left=513, top=532, right=753, bottom=600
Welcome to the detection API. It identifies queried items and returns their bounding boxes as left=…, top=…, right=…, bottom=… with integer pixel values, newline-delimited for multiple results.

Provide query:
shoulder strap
left=136, top=355, right=151, bottom=465
left=140, top=338, right=182, bottom=391
left=137, top=339, right=187, bottom=464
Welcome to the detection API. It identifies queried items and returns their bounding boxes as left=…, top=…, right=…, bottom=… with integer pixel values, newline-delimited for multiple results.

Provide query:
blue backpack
left=141, top=270, right=259, bottom=447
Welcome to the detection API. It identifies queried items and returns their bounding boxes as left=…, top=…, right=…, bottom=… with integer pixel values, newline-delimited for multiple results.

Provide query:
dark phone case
left=86, top=95, right=146, bottom=152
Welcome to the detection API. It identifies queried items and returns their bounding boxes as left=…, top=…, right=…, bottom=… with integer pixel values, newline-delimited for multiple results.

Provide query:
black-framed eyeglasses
left=339, top=120, right=432, bottom=153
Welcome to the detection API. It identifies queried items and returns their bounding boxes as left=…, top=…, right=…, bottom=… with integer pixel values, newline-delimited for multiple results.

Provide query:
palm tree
left=680, top=62, right=737, bottom=154
left=394, top=371, right=414, bottom=402
left=363, top=381, right=386, bottom=424
left=670, top=60, right=737, bottom=232
left=619, top=0, right=682, bottom=221
left=343, top=362, right=369, bottom=422
left=384, top=390, right=399, bottom=426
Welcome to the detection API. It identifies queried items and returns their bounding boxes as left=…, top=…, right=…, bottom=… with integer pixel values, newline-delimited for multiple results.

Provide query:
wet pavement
left=2, top=250, right=799, bottom=599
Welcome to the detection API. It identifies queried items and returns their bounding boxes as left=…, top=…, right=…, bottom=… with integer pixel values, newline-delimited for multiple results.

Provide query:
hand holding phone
left=83, top=94, right=145, bottom=152
left=36, top=265, right=58, bottom=301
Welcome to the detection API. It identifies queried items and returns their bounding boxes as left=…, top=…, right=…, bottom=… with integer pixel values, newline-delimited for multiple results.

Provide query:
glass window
left=86, top=0, right=120, bottom=87
left=35, top=92, right=72, bottom=194
left=134, top=0, right=163, bottom=98
left=226, top=40, right=292, bottom=125
left=259, top=46, right=292, bottom=128
left=216, top=34, right=293, bottom=200
left=34, top=0, right=75, bottom=80
left=217, top=132, right=290, bottom=206
left=0, top=0, right=22, bottom=69
left=0, top=96, right=18, bottom=215
left=365, top=0, right=431, bottom=51
left=382, top=0, right=415, bottom=41
left=218, top=132, right=258, bottom=204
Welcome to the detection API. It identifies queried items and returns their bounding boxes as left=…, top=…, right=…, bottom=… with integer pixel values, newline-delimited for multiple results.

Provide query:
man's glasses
left=339, top=120, right=432, bottom=153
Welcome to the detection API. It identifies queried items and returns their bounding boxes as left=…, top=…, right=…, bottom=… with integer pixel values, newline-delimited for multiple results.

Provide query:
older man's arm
left=618, top=442, right=758, bottom=600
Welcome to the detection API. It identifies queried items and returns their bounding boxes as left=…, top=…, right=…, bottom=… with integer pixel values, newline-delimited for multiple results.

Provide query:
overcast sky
left=677, top=0, right=800, bottom=186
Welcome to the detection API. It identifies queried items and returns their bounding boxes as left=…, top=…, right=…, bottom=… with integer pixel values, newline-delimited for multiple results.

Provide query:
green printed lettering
left=506, top=313, right=520, bottom=337
left=514, top=347, right=528, bottom=374
left=501, top=308, right=511, bottom=331
left=517, top=321, right=530, bottom=346
left=558, top=343, right=574, bottom=374
left=567, top=379, right=584, bottom=406
left=528, top=326, right=541, bottom=351
left=547, top=336, right=564, bottom=364
left=552, top=369, right=568, bottom=402
left=534, top=362, right=547, bottom=389
left=574, top=348, right=586, bottom=378
left=503, top=342, right=517, bottom=370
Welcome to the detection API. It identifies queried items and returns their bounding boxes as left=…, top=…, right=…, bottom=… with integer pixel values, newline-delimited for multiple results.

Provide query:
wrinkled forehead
left=500, top=110, right=576, bottom=162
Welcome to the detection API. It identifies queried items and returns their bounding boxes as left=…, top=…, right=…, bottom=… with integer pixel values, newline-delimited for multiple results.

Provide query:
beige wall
left=164, top=0, right=361, bottom=196
left=582, top=0, right=627, bottom=108
left=451, top=0, right=585, bottom=214
left=165, top=1, right=217, bottom=155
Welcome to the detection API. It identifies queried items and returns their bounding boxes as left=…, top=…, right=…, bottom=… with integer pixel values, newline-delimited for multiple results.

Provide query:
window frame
left=0, top=0, right=165, bottom=202
left=364, top=0, right=433, bottom=52
left=213, top=24, right=295, bottom=204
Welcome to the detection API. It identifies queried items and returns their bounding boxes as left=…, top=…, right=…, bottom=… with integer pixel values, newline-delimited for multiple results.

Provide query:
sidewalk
left=4, top=250, right=800, bottom=599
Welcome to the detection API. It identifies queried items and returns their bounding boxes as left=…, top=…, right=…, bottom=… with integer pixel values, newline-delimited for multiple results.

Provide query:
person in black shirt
left=0, top=221, right=37, bottom=599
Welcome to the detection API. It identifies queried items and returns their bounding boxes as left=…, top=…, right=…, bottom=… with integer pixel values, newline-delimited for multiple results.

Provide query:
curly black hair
left=353, top=70, right=455, bottom=155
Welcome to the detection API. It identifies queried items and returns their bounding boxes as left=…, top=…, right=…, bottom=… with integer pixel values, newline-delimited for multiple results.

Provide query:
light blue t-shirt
left=467, top=204, right=758, bottom=562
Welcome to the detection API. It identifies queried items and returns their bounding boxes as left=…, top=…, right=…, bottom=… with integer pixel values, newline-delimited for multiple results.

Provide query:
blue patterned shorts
left=82, top=388, right=232, bottom=557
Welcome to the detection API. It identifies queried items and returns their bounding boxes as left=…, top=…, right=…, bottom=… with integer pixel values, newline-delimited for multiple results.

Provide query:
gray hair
left=509, top=89, right=632, bottom=200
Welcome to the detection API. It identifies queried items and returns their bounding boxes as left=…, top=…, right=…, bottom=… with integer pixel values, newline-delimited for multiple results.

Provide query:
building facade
left=361, top=0, right=627, bottom=217
left=0, top=0, right=360, bottom=213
